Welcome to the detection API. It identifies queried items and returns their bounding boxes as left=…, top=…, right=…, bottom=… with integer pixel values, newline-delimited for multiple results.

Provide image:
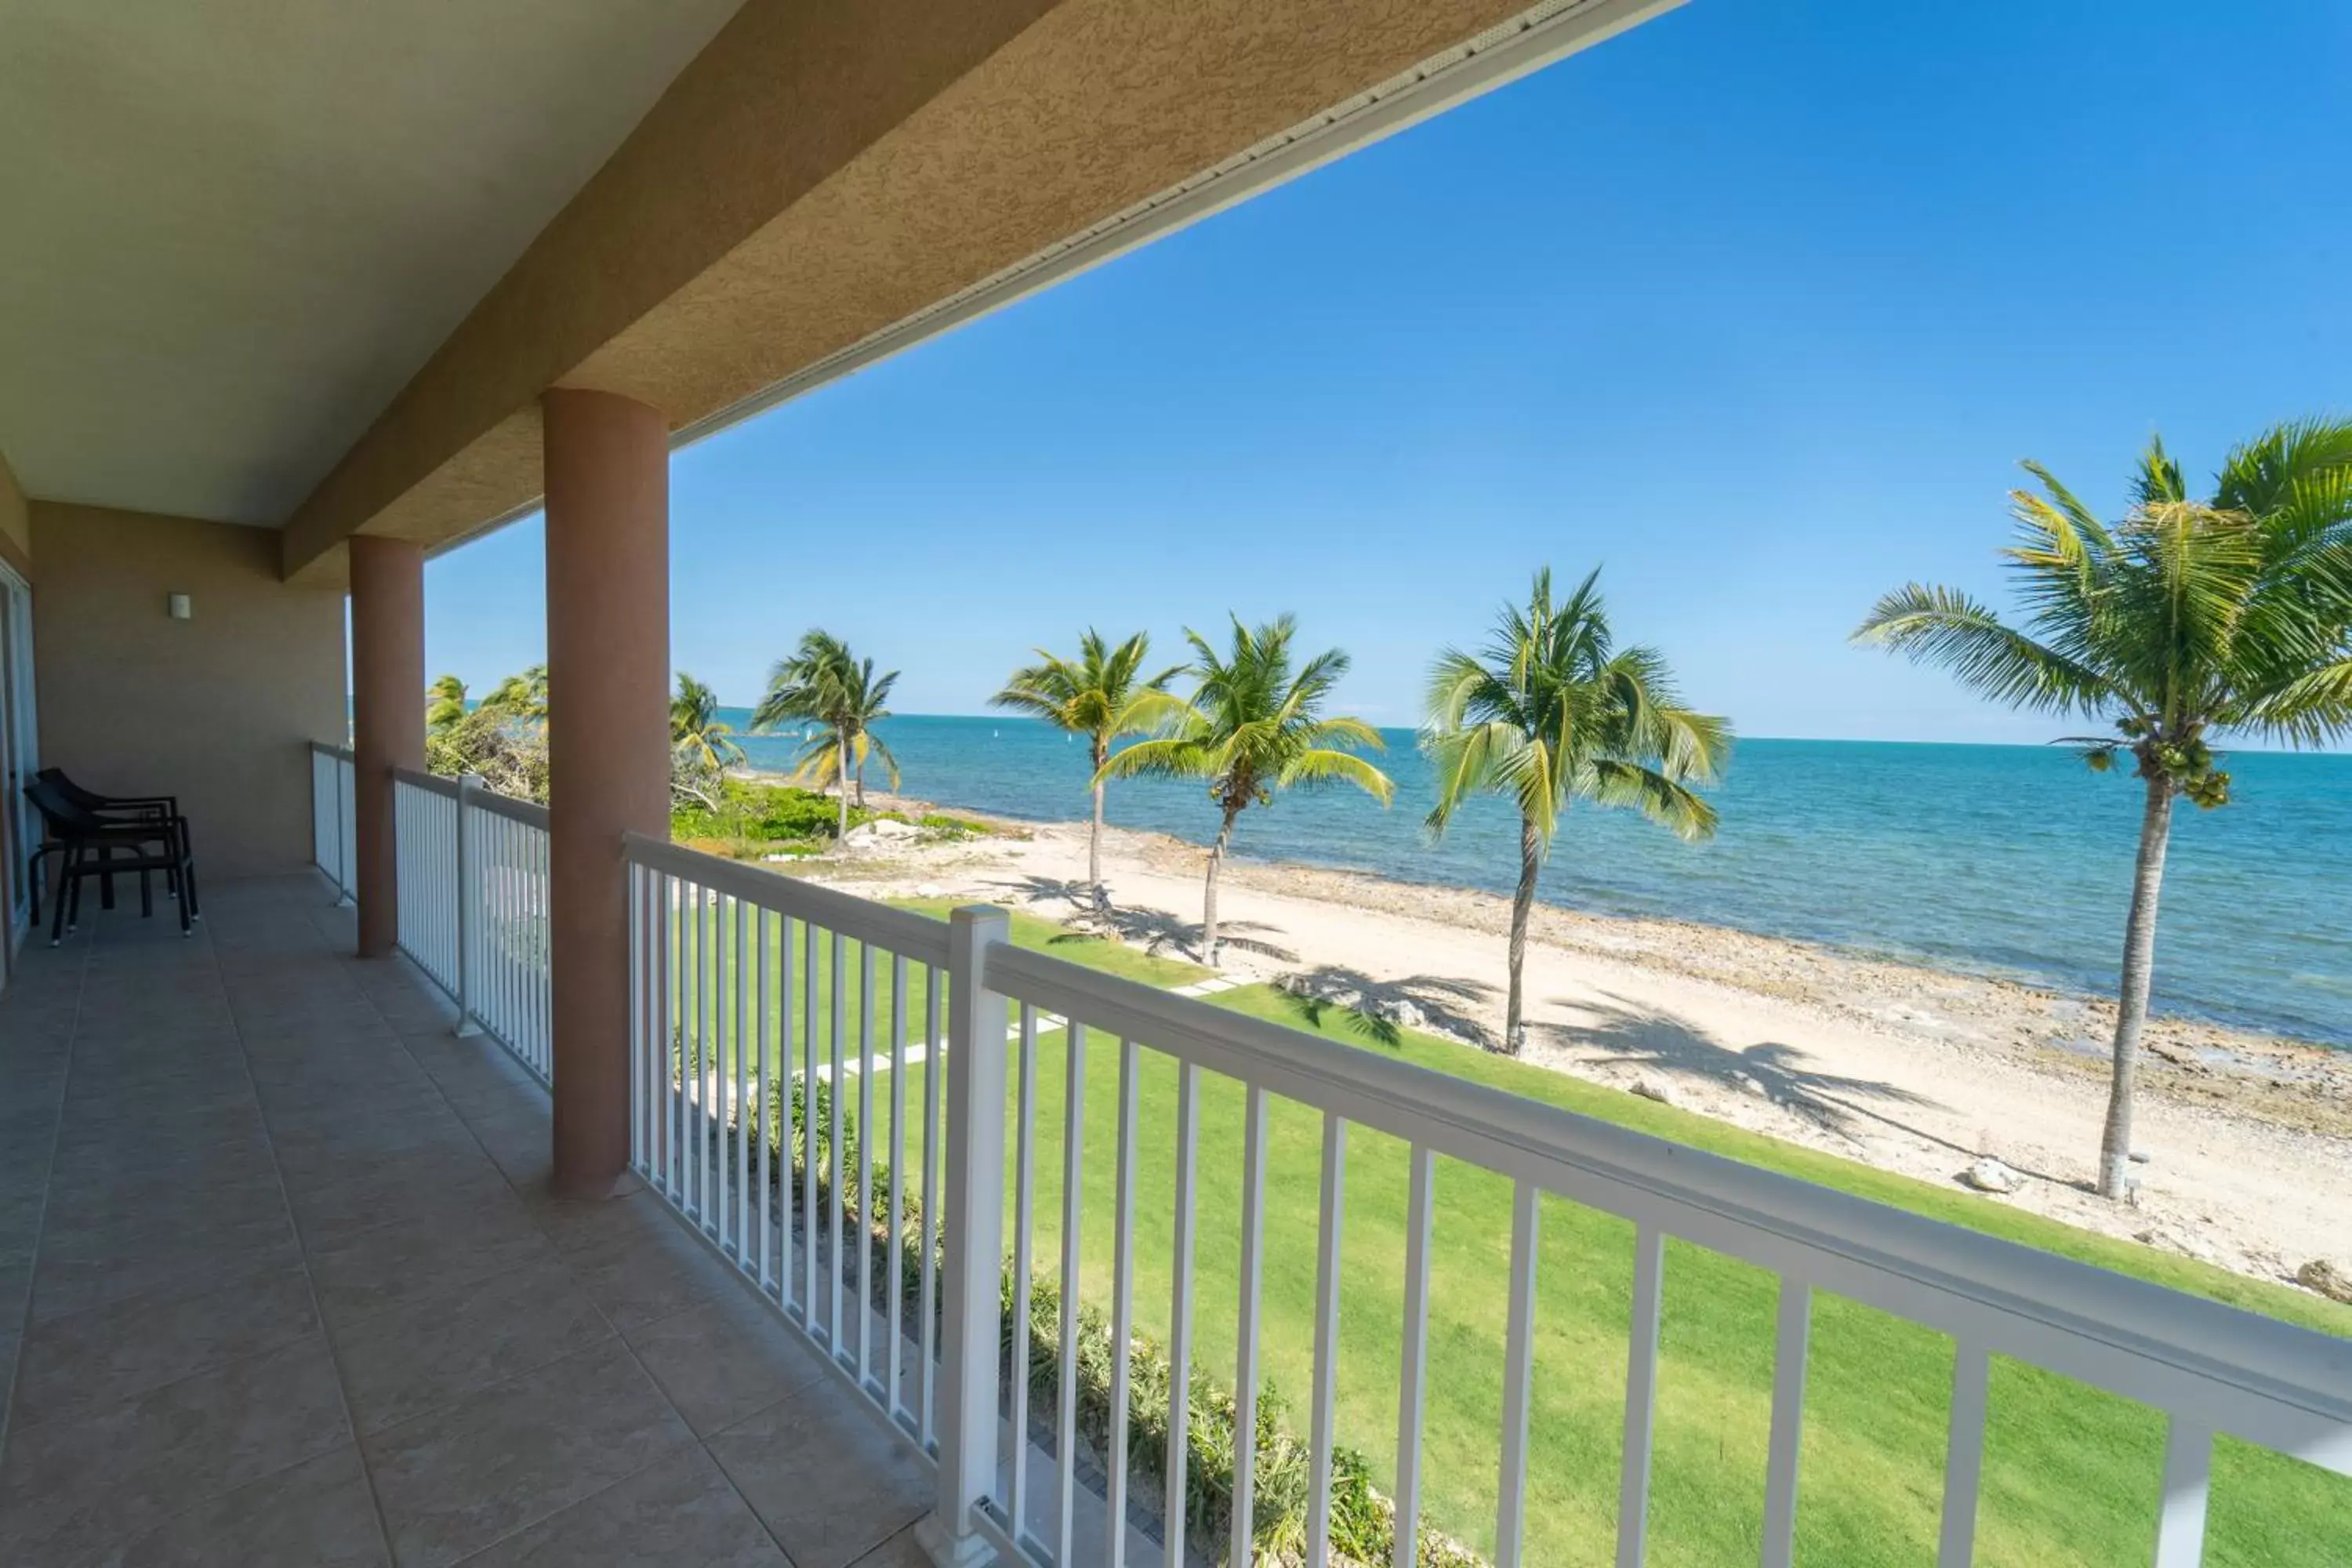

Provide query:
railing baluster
left=1938, top=1342, right=1988, bottom=1568
left=737, top=895, right=752, bottom=1265
left=757, top=907, right=773, bottom=1297
left=662, top=873, right=678, bottom=1200
left=1009, top=1000, right=1039, bottom=1541
left=628, top=863, right=644, bottom=1174
left=921, top=964, right=942, bottom=1445
left=685, top=880, right=703, bottom=1222
left=1497, top=1179, right=1541, bottom=1567
left=2154, top=1418, right=2212, bottom=1568
left=1056, top=1022, right=1089, bottom=1567
left=716, top=895, right=733, bottom=1250
left=1230, top=1083, right=1269, bottom=1568
left=1107, top=1037, right=1142, bottom=1566
left=857, top=942, right=876, bottom=1384
left=889, top=953, right=909, bottom=1421
left=1761, top=1279, right=1813, bottom=1568
left=1305, top=1111, right=1348, bottom=1568
left=829, top=927, right=847, bottom=1359
left=1617, top=1224, right=1666, bottom=1568
left=1393, top=1143, right=1436, bottom=1568
left=1164, top=1058, right=1200, bottom=1568
left=800, top=916, right=818, bottom=1327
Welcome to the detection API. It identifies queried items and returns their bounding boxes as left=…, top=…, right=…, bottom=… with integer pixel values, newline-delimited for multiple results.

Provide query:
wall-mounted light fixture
left=168, top=593, right=192, bottom=620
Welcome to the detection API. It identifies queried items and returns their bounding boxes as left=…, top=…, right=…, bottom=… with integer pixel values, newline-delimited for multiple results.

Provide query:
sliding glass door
left=0, top=564, right=34, bottom=949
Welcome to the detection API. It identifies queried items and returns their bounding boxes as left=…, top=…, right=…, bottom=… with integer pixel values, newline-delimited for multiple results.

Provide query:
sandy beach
left=786, top=795, right=2352, bottom=1293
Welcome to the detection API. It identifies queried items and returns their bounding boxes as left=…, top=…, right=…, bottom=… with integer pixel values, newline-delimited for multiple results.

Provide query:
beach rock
left=1373, top=997, right=1428, bottom=1030
left=1961, top=1157, right=2020, bottom=1194
left=915, top=883, right=943, bottom=898
left=2296, top=1259, right=2352, bottom=1305
left=1630, top=1076, right=1677, bottom=1107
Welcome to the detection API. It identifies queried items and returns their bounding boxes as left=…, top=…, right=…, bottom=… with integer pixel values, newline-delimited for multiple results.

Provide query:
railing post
left=454, top=774, right=482, bottom=1036
left=332, top=751, right=353, bottom=907
left=918, top=905, right=1011, bottom=1566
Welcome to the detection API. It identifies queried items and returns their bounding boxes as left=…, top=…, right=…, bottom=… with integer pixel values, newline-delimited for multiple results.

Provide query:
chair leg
left=139, top=869, right=154, bottom=919
left=176, top=865, right=192, bottom=937
left=50, top=847, right=74, bottom=945
left=181, top=856, right=201, bottom=920
left=98, top=863, right=114, bottom=912
left=25, top=848, right=40, bottom=928
left=66, top=856, right=83, bottom=934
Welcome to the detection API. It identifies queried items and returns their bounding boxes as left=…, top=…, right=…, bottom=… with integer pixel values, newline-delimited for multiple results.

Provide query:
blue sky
left=423, top=0, right=2351, bottom=743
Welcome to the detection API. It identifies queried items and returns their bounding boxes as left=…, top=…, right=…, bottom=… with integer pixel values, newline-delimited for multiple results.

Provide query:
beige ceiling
left=0, top=0, right=745, bottom=527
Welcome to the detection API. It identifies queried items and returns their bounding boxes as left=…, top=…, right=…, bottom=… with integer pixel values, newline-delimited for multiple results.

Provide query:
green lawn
left=666, top=889, right=2351, bottom=1565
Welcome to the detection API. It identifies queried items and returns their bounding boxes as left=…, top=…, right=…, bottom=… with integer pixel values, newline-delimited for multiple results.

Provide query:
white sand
left=808, top=808, right=2352, bottom=1293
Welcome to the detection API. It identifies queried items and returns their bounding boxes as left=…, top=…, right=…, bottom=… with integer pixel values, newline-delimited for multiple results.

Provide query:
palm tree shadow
left=1534, top=993, right=2071, bottom=1184
left=1273, top=964, right=1498, bottom=1052
left=989, top=874, right=1297, bottom=964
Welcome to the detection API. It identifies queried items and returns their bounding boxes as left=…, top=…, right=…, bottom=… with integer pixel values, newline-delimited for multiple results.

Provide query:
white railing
left=392, top=767, right=553, bottom=1083
left=625, top=835, right=959, bottom=1461
left=308, top=741, right=356, bottom=901
left=620, top=833, right=2352, bottom=1568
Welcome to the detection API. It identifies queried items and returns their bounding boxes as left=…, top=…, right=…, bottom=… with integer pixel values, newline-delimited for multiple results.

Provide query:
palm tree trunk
left=1203, top=805, right=1240, bottom=967
left=835, top=728, right=851, bottom=841
left=2099, top=774, right=2175, bottom=1200
left=1506, top=813, right=1540, bottom=1054
left=1089, top=742, right=1108, bottom=913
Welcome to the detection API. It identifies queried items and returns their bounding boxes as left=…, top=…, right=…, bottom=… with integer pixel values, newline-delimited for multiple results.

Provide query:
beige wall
left=31, top=503, right=346, bottom=877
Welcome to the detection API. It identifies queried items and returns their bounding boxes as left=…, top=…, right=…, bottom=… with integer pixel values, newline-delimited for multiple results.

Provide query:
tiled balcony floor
left=0, top=877, right=934, bottom=1567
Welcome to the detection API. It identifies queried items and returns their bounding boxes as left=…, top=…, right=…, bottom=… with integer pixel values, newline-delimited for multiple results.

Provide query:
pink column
left=348, top=535, right=424, bottom=960
left=543, top=388, right=670, bottom=1198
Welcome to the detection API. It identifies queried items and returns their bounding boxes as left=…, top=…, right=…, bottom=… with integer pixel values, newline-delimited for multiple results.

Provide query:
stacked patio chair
left=20, top=772, right=201, bottom=943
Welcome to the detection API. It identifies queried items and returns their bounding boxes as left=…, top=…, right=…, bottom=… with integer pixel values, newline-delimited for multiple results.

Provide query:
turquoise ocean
left=726, top=714, right=2352, bottom=1048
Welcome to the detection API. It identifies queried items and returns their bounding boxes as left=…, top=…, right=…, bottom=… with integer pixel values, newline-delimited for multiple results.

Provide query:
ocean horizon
left=720, top=712, right=2352, bottom=1049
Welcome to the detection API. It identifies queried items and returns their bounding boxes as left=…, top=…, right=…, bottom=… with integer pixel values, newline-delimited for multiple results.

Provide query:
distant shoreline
left=742, top=765, right=2350, bottom=1056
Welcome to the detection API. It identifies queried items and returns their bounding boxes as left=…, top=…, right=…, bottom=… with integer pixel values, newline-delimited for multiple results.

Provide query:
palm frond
left=1853, top=584, right=2114, bottom=716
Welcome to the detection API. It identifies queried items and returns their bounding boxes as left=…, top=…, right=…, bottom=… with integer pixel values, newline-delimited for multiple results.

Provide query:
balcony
left=6, top=757, right=2339, bottom=1565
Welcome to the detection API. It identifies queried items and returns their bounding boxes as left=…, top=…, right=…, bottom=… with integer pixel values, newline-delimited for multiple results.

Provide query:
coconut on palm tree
left=1856, top=420, right=2352, bottom=1199
left=750, top=632, right=901, bottom=840
left=1098, top=615, right=1392, bottom=965
left=989, top=631, right=1184, bottom=909
left=1425, top=568, right=1730, bottom=1054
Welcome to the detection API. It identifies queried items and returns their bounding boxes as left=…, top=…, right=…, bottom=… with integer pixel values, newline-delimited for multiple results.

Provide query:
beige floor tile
left=0, top=1334, right=351, bottom=1563
left=457, top=1446, right=787, bottom=1567
left=707, top=1378, right=933, bottom=1568
left=332, top=1255, right=613, bottom=1434
left=304, top=1190, right=556, bottom=1329
left=361, top=1338, right=694, bottom=1568
left=623, top=1288, right=830, bottom=1436
left=549, top=1192, right=749, bottom=1334
left=289, top=1147, right=513, bottom=1247
left=98, top=1443, right=390, bottom=1566
left=12, top=1258, right=319, bottom=1428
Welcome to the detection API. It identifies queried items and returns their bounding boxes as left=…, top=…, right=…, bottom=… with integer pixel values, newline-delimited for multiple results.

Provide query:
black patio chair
left=34, top=767, right=196, bottom=914
left=20, top=778, right=200, bottom=943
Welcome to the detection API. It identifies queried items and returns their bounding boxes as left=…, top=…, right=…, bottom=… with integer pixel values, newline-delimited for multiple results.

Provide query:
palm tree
left=1855, top=420, right=2352, bottom=1199
left=1424, top=568, right=1730, bottom=1054
left=1098, top=615, right=1392, bottom=965
left=989, top=631, right=1185, bottom=909
left=670, top=672, right=746, bottom=772
left=750, top=632, right=900, bottom=840
left=481, top=663, right=549, bottom=724
left=426, top=675, right=469, bottom=735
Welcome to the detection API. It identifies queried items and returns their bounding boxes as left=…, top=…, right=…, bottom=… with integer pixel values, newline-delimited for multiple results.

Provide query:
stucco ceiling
left=0, top=0, right=744, bottom=527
